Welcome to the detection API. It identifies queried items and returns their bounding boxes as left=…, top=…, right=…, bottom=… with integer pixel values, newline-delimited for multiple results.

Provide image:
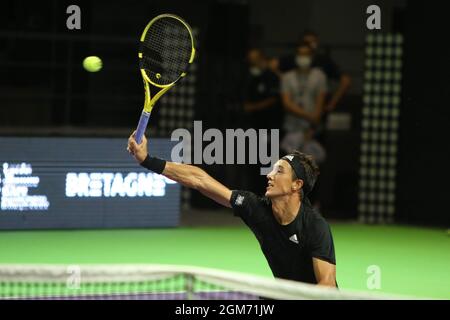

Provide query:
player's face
left=265, top=160, right=297, bottom=198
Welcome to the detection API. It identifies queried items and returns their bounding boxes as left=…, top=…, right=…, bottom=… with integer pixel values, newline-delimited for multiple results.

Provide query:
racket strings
left=140, top=17, right=192, bottom=86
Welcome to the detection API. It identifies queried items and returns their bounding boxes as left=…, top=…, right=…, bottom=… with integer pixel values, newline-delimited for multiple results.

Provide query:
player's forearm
left=134, top=140, right=232, bottom=207
left=312, top=258, right=337, bottom=287
left=162, top=161, right=206, bottom=190
left=163, top=161, right=232, bottom=207
left=129, top=134, right=229, bottom=200
left=317, top=277, right=337, bottom=288
left=314, top=268, right=337, bottom=287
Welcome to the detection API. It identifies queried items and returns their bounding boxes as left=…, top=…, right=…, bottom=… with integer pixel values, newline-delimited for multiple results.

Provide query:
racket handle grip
left=135, top=111, right=150, bottom=145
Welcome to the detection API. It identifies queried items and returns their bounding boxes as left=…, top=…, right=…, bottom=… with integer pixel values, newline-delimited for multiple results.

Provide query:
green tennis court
left=1, top=223, right=448, bottom=299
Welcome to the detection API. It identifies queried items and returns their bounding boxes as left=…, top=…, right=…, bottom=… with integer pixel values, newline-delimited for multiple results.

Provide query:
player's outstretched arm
left=128, top=132, right=232, bottom=208
left=163, top=162, right=232, bottom=208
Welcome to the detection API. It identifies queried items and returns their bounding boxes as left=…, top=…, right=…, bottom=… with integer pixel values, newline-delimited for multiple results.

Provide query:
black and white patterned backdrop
left=358, top=33, right=403, bottom=224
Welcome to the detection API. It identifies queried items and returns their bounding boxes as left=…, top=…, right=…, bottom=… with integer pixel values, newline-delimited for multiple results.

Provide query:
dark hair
left=290, top=151, right=320, bottom=199
left=296, top=40, right=313, bottom=51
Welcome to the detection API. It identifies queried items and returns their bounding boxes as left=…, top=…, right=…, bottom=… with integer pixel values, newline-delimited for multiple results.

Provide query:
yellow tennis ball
left=83, top=56, right=102, bottom=72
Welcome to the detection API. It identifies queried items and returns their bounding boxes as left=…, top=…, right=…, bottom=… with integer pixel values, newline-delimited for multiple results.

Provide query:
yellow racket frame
left=138, top=14, right=196, bottom=114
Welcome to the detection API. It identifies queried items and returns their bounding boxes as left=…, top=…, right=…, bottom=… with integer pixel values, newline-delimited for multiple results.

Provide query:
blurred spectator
left=280, top=41, right=327, bottom=209
left=243, top=48, right=281, bottom=130
left=242, top=48, right=282, bottom=194
left=270, top=30, right=351, bottom=114
left=280, top=41, right=327, bottom=162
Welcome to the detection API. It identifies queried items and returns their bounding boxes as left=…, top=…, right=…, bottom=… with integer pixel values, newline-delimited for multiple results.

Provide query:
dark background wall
left=397, top=2, right=450, bottom=226
left=0, top=0, right=448, bottom=226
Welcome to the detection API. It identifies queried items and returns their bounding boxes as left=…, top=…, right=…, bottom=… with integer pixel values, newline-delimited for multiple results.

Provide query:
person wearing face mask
left=280, top=41, right=327, bottom=155
left=242, top=48, right=282, bottom=194
left=302, top=30, right=351, bottom=113
left=270, top=30, right=351, bottom=114
left=279, top=41, right=329, bottom=212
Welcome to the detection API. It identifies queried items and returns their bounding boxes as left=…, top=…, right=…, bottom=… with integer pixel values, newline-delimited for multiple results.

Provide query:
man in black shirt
left=127, top=135, right=337, bottom=287
left=243, top=48, right=281, bottom=131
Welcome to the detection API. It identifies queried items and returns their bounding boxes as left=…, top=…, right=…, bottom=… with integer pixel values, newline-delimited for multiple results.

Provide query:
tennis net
left=0, top=264, right=404, bottom=300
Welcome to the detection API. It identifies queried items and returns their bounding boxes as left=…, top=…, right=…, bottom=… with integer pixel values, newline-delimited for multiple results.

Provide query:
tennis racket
left=135, top=14, right=196, bottom=144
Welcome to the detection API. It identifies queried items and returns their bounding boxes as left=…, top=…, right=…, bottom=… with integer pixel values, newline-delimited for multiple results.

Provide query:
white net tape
left=0, top=264, right=413, bottom=300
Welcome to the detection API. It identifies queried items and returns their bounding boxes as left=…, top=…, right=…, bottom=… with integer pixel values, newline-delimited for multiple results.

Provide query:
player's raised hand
left=127, top=131, right=148, bottom=163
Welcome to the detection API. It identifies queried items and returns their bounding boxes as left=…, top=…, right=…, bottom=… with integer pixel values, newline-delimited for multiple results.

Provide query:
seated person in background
left=270, top=30, right=351, bottom=114
left=280, top=41, right=327, bottom=160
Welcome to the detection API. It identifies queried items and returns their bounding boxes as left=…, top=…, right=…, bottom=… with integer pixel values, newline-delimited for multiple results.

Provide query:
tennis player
left=127, top=133, right=337, bottom=287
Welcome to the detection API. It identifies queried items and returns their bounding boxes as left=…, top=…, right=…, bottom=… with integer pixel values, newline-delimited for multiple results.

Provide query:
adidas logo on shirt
left=289, top=234, right=299, bottom=244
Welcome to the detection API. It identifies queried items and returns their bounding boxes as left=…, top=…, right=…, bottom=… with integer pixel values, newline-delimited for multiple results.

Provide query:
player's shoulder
left=303, top=205, right=331, bottom=234
left=231, top=190, right=270, bottom=208
left=230, top=190, right=272, bottom=223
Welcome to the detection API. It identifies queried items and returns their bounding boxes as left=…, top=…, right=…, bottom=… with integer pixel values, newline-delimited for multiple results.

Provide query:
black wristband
left=140, top=154, right=166, bottom=174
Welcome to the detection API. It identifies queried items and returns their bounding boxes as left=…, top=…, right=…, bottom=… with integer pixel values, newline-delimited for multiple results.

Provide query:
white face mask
left=296, top=56, right=312, bottom=69
left=249, top=66, right=262, bottom=76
